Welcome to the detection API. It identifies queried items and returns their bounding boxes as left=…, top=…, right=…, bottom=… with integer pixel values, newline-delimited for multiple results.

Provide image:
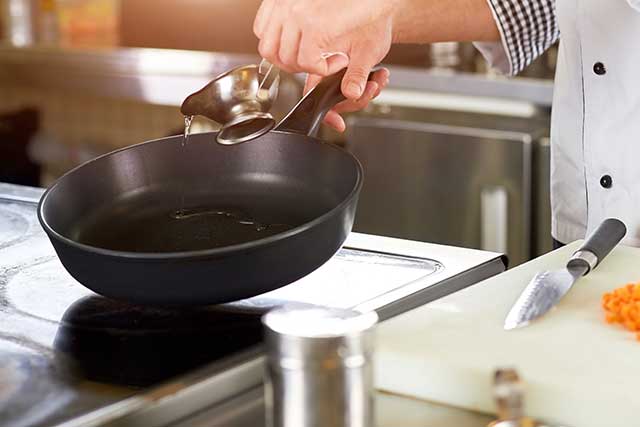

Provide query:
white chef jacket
left=476, top=0, right=640, bottom=246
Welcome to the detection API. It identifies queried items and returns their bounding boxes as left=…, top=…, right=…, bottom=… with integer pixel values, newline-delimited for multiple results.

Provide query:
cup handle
left=258, top=59, right=280, bottom=95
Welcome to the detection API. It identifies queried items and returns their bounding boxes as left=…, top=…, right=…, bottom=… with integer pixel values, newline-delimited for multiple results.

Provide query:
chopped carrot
left=602, top=282, right=640, bottom=340
left=622, top=305, right=631, bottom=318
left=624, top=321, right=637, bottom=331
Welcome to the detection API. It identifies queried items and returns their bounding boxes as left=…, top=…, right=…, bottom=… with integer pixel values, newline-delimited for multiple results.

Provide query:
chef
left=253, top=0, right=640, bottom=248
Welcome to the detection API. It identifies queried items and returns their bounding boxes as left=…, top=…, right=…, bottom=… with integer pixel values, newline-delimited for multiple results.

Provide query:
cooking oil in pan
left=76, top=200, right=296, bottom=253
left=170, top=207, right=290, bottom=234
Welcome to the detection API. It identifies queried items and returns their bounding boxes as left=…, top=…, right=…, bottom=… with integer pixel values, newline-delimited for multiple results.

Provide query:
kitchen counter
left=179, top=388, right=495, bottom=426
left=0, top=43, right=554, bottom=107
left=377, top=392, right=493, bottom=427
left=0, top=181, right=506, bottom=427
left=375, top=241, right=640, bottom=427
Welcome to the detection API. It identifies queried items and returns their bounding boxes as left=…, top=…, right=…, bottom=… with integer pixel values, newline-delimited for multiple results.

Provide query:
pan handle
left=274, top=69, right=375, bottom=137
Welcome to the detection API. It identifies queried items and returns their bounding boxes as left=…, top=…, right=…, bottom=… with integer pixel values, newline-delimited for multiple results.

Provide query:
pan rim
left=37, top=130, right=363, bottom=260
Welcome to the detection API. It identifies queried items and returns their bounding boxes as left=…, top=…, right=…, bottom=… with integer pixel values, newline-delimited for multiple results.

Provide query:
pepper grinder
left=262, top=305, right=379, bottom=427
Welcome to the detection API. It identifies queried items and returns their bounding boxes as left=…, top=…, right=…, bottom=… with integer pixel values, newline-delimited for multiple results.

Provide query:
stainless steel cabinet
left=345, top=111, right=550, bottom=266
left=532, top=137, right=552, bottom=257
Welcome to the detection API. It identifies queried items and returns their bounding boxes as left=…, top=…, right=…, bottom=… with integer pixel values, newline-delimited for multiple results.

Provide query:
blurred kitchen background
left=0, top=0, right=558, bottom=265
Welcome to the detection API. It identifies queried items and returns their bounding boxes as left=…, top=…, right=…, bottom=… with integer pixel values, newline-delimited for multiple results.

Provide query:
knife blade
left=504, top=218, right=627, bottom=330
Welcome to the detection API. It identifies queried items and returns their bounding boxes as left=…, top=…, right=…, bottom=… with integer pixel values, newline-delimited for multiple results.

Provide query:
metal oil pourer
left=180, top=59, right=280, bottom=145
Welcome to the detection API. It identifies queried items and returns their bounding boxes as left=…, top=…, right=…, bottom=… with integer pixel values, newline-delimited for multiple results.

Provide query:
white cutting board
left=375, top=242, right=640, bottom=427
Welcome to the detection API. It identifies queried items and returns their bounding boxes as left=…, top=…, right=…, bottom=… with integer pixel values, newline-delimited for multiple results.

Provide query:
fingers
left=258, top=19, right=283, bottom=68
left=323, top=110, right=346, bottom=132
left=287, top=49, right=347, bottom=77
left=324, top=52, right=350, bottom=75
left=321, top=80, right=378, bottom=133
left=371, top=68, right=390, bottom=93
left=298, top=34, right=330, bottom=76
left=321, top=68, right=391, bottom=132
left=333, top=68, right=390, bottom=114
left=278, top=25, right=302, bottom=72
left=254, top=2, right=351, bottom=75
left=367, top=67, right=390, bottom=99
left=333, top=81, right=379, bottom=114
left=341, top=42, right=380, bottom=100
left=253, top=0, right=274, bottom=38
left=331, top=69, right=389, bottom=115
left=306, top=66, right=387, bottom=97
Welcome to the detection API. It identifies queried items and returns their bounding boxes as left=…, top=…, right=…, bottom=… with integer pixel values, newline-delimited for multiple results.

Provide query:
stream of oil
left=182, top=115, right=193, bottom=147
left=177, top=115, right=195, bottom=215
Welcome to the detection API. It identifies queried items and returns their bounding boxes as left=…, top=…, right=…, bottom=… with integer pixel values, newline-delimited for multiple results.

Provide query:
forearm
left=392, top=0, right=500, bottom=44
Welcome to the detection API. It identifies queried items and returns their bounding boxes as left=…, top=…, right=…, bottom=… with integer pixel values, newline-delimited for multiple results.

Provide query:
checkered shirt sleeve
left=477, top=0, right=560, bottom=75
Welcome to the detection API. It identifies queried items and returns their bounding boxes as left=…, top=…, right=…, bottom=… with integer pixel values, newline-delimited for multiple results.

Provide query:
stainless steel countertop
left=0, top=44, right=554, bottom=107
left=174, top=387, right=495, bottom=427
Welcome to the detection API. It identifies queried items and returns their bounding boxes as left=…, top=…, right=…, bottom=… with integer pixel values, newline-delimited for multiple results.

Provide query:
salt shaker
left=262, top=305, right=378, bottom=427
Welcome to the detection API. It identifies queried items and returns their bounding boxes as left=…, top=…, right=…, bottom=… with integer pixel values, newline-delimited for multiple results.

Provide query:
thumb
left=341, top=45, right=377, bottom=100
left=323, top=52, right=350, bottom=75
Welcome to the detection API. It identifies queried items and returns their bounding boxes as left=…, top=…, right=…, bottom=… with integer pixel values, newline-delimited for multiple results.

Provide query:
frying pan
left=38, top=71, right=364, bottom=306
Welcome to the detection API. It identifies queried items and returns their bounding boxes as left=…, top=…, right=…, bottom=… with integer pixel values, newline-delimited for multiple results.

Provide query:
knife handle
left=568, top=218, right=627, bottom=274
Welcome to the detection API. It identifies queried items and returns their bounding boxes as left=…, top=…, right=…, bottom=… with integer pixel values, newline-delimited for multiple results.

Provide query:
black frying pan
left=38, top=72, right=363, bottom=306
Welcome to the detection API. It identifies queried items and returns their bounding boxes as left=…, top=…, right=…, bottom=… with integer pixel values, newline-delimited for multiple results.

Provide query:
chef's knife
left=504, top=218, right=627, bottom=330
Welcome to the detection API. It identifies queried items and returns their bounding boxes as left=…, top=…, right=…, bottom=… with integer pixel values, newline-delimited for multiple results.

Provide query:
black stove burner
left=53, top=296, right=265, bottom=387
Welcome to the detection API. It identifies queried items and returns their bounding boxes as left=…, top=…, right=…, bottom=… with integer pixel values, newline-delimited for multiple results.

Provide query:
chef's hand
left=253, top=0, right=394, bottom=132
left=303, top=69, right=389, bottom=132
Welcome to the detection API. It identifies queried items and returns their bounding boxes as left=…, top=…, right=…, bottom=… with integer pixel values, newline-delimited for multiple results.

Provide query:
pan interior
left=71, top=184, right=332, bottom=253
left=42, top=132, right=360, bottom=255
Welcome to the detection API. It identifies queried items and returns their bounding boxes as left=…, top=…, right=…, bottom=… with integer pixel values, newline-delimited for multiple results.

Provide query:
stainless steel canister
left=262, top=305, right=379, bottom=427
